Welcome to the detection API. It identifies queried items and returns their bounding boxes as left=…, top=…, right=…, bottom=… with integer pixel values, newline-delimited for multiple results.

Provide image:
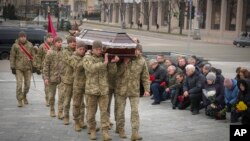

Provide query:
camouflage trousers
left=44, top=80, right=49, bottom=103
left=72, top=86, right=86, bottom=121
left=116, top=95, right=140, bottom=132
left=48, top=82, right=58, bottom=111
left=15, top=70, right=32, bottom=101
left=42, top=73, right=49, bottom=104
left=108, top=88, right=117, bottom=121
left=87, top=94, right=109, bottom=131
left=57, top=83, right=65, bottom=112
left=63, top=83, right=73, bottom=118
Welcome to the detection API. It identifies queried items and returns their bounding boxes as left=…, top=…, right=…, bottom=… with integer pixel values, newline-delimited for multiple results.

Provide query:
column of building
left=132, top=2, right=138, bottom=26
left=157, top=0, right=163, bottom=27
left=236, top=0, right=243, bottom=35
left=220, top=0, right=227, bottom=33
left=112, top=3, right=117, bottom=23
left=205, top=0, right=212, bottom=32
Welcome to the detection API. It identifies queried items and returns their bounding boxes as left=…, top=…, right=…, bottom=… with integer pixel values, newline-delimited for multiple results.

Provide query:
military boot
left=50, top=106, right=56, bottom=117
left=89, top=130, right=97, bottom=140
left=23, top=97, right=28, bottom=105
left=64, top=117, right=70, bottom=125
left=74, top=120, right=81, bottom=132
left=57, top=111, right=64, bottom=120
left=50, top=110, right=56, bottom=117
left=45, top=98, right=49, bottom=107
left=17, top=100, right=23, bottom=107
left=102, top=129, right=112, bottom=141
left=88, top=127, right=100, bottom=134
left=118, top=128, right=127, bottom=138
left=131, top=131, right=142, bottom=141
left=79, top=119, right=87, bottom=129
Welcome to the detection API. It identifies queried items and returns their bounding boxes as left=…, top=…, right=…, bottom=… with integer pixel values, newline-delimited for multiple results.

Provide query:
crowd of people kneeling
left=146, top=54, right=250, bottom=125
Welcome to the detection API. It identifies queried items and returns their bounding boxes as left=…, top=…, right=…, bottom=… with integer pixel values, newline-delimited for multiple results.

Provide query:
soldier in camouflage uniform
left=107, top=61, right=117, bottom=129
left=115, top=44, right=150, bottom=140
left=83, top=40, right=119, bottom=141
left=61, top=36, right=76, bottom=125
left=36, top=33, right=54, bottom=107
left=63, top=41, right=87, bottom=131
left=43, top=37, right=63, bottom=117
left=10, top=31, right=36, bottom=107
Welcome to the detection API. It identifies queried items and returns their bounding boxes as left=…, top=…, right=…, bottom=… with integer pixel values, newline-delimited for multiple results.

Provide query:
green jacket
left=10, top=39, right=35, bottom=70
left=64, top=52, right=86, bottom=88
left=61, top=47, right=75, bottom=85
left=116, top=56, right=150, bottom=97
left=36, top=42, right=52, bottom=71
left=43, top=46, right=61, bottom=84
left=83, top=54, right=116, bottom=96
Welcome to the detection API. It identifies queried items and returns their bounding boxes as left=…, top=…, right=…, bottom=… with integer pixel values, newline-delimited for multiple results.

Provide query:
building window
left=226, top=0, right=237, bottom=31
left=242, top=0, right=250, bottom=32
left=211, top=0, right=221, bottom=30
left=198, top=0, right=207, bottom=29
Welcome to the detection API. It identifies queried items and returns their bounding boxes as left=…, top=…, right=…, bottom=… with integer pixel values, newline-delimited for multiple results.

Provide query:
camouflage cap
left=76, top=41, right=86, bottom=49
left=67, top=36, right=76, bottom=44
left=92, top=40, right=102, bottom=49
left=136, top=44, right=143, bottom=52
left=45, top=33, right=53, bottom=39
left=53, top=37, right=62, bottom=43
left=18, top=31, right=27, bottom=37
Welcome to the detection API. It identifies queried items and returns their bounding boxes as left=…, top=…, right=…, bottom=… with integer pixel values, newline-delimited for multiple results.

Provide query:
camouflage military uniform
left=83, top=54, right=116, bottom=132
left=61, top=47, right=75, bottom=122
left=115, top=55, right=150, bottom=134
left=107, top=64, right=118, bottom=123
left=43, top=46, right=61, bottom=115
left=10, top=39, right=35, bottom=106
left=37, top=42, right=52, bottom=106
left=64, top=52, right=86, bottom=127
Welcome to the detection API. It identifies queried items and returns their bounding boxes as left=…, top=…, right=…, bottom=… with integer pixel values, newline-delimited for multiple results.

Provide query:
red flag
left=48, top=13, right=57, bottom=38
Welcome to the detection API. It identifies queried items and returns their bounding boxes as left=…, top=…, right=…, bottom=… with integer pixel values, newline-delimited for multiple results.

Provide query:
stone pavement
left=0, top=60, right=232, bottom=141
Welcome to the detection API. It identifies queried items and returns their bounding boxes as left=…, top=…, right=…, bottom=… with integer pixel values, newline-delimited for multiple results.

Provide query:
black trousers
left=189, top=93, right=202, bottom=112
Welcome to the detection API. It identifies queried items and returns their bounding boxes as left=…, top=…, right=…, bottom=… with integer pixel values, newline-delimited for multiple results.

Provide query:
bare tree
left=138, top=0, right=152, bottom=31
left=102, top=0, right=112, bottom=24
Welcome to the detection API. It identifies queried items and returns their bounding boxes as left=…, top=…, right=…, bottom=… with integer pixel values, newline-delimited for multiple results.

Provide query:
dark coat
left=183, top=70, right=205, bottom=96
left=237, top=79, right=250, bottom=113
left=151, top=65, right=167, bottom=84
left=203, top=82, right=225, bottom=106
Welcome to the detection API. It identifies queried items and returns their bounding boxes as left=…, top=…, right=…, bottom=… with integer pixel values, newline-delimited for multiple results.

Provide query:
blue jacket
left=224, top=79, right=239, bottom=105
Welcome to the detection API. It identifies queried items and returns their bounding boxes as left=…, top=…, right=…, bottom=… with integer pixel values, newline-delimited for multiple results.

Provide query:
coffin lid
left=76, top=29, right=137, bottom=48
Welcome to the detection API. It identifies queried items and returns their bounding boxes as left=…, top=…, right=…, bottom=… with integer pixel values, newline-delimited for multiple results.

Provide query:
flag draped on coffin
left=48, top=13, right=57, bottom=38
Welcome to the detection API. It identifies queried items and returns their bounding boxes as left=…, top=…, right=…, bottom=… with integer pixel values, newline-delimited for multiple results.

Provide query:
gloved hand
left=11, top=68, right=16, bottom=75
left=36, top=69, right=41, bottom=75
left=32, top=67, right=37, bottom=73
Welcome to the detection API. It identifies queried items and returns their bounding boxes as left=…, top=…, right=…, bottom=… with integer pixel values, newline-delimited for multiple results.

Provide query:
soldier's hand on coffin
left=111, top=55, right=120, bottom=63
left=104, top=53, right=109, bottom=64
left=124, top=57, right=130, bottom=64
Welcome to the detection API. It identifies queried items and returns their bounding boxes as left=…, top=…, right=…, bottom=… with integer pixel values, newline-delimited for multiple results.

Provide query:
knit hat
left=136, top=44, right=143, bottom=52
left=76, top=41, right=86, bottom=49
left=206, top=72, right=216, bottom=82
left=18, top=31, right=27, bottom=37
left=67, top=36, right=76, bottom=44
left=92, top=40, right=102, bottom=49
left=45, top=33, right=53, bottom=39
left=53, top=37, right=62, bottom=43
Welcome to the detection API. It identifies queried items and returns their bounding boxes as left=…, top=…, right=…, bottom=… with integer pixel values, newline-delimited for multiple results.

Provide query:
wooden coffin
left=76, top=29, right=137, bottom=58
